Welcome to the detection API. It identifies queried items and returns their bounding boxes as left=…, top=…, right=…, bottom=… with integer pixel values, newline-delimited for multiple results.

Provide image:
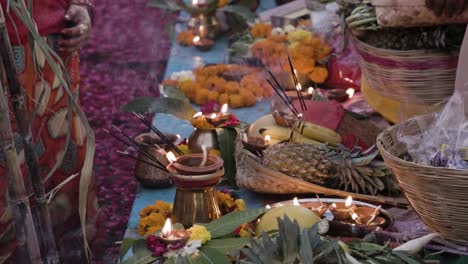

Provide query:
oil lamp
left=329, top=196, right=356, bottom=220
left=159, top=218, right=190, bottom=245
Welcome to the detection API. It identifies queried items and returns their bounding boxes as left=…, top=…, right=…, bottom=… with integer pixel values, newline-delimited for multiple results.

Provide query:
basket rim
left=377, top=115, right=468, bottom=174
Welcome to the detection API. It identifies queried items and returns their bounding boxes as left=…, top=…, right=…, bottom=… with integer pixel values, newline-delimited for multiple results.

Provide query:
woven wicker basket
left=377, top=115, right=468, bottom=244
left=372, top=0, right=468, bottom=27
left=235, top=141, right=408, bottom=206
left=352, top=35, right=458, bottom=105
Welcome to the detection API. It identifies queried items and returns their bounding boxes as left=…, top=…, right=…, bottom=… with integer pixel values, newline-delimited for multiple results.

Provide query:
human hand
left=59, top=4, right=92, bottom=54
left=425, top=0, right=468, bottom=16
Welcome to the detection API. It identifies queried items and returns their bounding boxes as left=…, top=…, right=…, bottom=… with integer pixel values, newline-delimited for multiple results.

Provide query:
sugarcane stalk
left=0, top=4, right=60, bottom=263
left=0, top=75, right=41, bottom=263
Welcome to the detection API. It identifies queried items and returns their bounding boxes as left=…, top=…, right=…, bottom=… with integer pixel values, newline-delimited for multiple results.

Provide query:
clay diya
left=329, top=196, right=356, bottom=220
left=193, top=36, right=214, bottom=51
left=159, top=218, right=190, bottom=245
left=242, top=135, right=270, bottom=153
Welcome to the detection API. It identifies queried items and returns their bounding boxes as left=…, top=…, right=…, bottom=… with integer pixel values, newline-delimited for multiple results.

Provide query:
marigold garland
left=167, top=64, right=273, bottom=108
left=249, top=23, right=331, bottom=84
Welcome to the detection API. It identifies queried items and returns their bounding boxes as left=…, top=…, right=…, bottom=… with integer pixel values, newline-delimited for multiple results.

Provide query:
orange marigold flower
left=251, top=23, right=272, bottom=38
left=218, top=93, right=229, bottom=104
left=218, top=0, right=229, bottom=7
left=177, top=30, right=196, bottom=46
left=308, top=67, right=329, bottom=84
left=228, top=94, right=244, bottom=108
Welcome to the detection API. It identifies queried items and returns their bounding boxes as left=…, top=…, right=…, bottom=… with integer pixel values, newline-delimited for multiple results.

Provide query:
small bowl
left=299, top=202, right=329, bottom=218
left=159, top=230, right=190, bottom=245
left=356, top=216, right=386, bottom=229
left=329, top=203, right=356, bottom=221
left=354, top=206, right=380, bottom=219
left=193, top=38, right=215, bottom=51
left=172, top=154, right=223, bottom=175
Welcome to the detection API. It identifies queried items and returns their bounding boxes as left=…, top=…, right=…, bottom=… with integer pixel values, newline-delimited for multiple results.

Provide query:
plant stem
left=0, top=4, right=59, bottom=263
left=0, top=65, right=41, bottom=263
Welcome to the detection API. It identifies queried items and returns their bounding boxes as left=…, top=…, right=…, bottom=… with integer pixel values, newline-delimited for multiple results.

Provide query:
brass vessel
left=187, top=14, right=220, bottom=39
left=172, top=186, right=222, bottom=228
left=188, top=129, right=219, bottom=154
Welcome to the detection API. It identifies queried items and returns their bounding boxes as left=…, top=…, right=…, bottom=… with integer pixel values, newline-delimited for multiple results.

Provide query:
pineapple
left=263, top=143, right=400, bottom=195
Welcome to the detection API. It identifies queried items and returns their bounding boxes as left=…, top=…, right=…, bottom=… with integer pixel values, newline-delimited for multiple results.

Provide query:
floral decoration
left=188, top=225, right=212, bottom=244
left=138, top=201, right=173, bottom=236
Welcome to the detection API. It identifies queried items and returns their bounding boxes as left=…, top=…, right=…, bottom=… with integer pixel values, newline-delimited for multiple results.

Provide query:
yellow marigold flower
left=251, top=23, right=272, bottom=38
left=192, top=117, right=215, bottom=129
left=188, top=225, right=211, bottom=244
left=308, top=67, right=329, bottom=84
left=234, top=199, right=246, bottom=211
left=209, top=149, right=221, bottom=156
left=287, top=29, right=313, bottom=44
left=218, top=0, right=229, bottom=7
left=216, top=191, right=232, bottom=205
left=138, top=213, right=165, bottom=236
left=178, top=144, right=190, bottom=155
left=154, top=201, right=172, bottom=216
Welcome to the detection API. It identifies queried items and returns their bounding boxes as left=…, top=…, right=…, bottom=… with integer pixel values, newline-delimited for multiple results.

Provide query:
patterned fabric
left=0, top=35, right=98, bottom=262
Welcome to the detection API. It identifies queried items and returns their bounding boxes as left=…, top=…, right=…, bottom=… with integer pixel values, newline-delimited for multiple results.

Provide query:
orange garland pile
left=164, top=64, right=273, bottom=108
left=249, top=23, right=331, bottom=84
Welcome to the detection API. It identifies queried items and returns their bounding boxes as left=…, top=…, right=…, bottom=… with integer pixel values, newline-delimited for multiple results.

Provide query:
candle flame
left=346, top=88, right=355, bottom=99
left=221, top=104, right=228, bottom=114
left=296, top=83, right=302, bottom=91
left=176, top=134, right=181, bottom=139
left=193, top=112, right=203, bottom=118
left=293, top=197, right=300, bottom=206
left=210, top=113, right=217, bottom=119
left=162, top=218, right=172, bottom=236
left=345, top=196, right=353, bottom=208
left=266, top=205, right=271, bottom=209
left=193, top=36, right=200, bottom=43
left=192, top=0, right=198, bottom=5
left=265, top=135, right=271, bottom=144
left=332, top=203, right=337, bottom=209
left=308, top=87, right=314, bottom=95
left=166, top=151, right=177, bottom=163
left=297, top=113, right=303, bottom=119
left=352, top=213, right=359, bottom=221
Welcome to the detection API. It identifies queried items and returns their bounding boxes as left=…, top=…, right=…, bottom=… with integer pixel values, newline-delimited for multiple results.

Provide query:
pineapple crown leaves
left=241, top=216, right=346, bottom=264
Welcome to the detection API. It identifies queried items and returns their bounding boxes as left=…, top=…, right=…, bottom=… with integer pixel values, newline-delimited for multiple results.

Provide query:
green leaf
left=216, top=127, right=238, bottom=186
left=160, top=85, right=190, bottom=103
left=119, top=238, right=137, bottom=260
left=193, top=247, right=231, bottom=264
left=121, top=97, right=197, bottom=121
left=222, top=5, right=256, bottom=22
left=201, top=208, right=267, bottom=238
left=204, top=237, right=250, bottom=256
left=121, top=239, right=158, bottom=264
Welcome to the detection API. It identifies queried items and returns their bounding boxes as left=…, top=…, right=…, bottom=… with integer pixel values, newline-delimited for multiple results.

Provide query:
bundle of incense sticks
left=105, top=126, right=169, bottom=172
left=133, top=113, right=184, bottom=156
left=266, top=69, right=301, bottom=117
left=287, top=56, right=307, bottom=111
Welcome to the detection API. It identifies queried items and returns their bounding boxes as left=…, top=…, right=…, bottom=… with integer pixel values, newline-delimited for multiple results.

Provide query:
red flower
left=221, top=114, right=240, bottom=128
left=201, top=100, right=221, bottom=115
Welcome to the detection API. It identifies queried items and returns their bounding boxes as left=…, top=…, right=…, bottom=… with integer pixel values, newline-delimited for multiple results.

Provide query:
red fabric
left=292, top=100, right=345, bottom=131
left=1, top=0, right=69, bottom=45
left=340, top=133, right=369, bottom=150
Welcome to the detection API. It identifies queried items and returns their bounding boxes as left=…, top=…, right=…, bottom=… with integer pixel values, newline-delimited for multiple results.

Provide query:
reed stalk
left=0, top=71, right=41, bottom=263
left=0, top=4, right=59, bottom=263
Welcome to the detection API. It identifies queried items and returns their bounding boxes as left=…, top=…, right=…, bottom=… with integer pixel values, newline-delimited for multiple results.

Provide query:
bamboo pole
left=0, top=4, right=59, bottom=263
left=0, top=75, right=41, bottom=263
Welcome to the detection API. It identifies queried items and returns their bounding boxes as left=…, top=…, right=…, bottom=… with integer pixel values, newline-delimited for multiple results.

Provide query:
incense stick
left=133, top=113, right=184, bottom=156
left=266, top=79, right=300, bottom=117
left=287, top=56, right=307, bottom=111
left=106, top=127, right=167, bottom=169
left=116, top=150, right=169, bottom=172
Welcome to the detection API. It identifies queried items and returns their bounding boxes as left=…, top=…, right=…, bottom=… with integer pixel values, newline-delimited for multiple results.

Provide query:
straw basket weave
left=372, top=0, right=468, bottom=27
left=352, top=35, right=458, bottom=105
left=235, top=141, right=408, bottom=206
left=377, top=115, right=468, bottom=244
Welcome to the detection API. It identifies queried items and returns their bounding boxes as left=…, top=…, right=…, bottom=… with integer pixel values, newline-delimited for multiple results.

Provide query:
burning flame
left=352, top=213, right=359, bottom=221
left=264, top=135, right=271, bottom=144
left=176, top=134, right=181, bottom=139
left=192, top=0, right=199, bottom=5
left=266, top=205, right=271, bottom=209
left=345, top=196, right=353, bottom=208
left=162, top=218, right=172, bottom=237
left=210, top=113, right=217, bottom=119
left=346, top=88, right=355, bottom=99
left=331, top=203, right=337, bottom=209
left=293, top=197, right=300, bottom=206
left=297, top=113, right=303, bottom=119
left=193, top=112, right=203, bottom=118
left=221, top=104, right=228, bottom=114
left=193, top=36, right=200, bottom=43
left=296, top=83, right=302, bottom=91
left=166, top=151, right=177, bottom=163
left=308, top=87, right=314, bottom=95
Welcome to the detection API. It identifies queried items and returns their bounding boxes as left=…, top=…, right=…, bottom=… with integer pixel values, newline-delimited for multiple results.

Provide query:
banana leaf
left=216, top=127, right=237, bottom=186
left=122, top=96, right=197, bottom=122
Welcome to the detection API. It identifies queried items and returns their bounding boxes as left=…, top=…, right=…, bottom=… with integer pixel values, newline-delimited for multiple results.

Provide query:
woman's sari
left=0, top=1, right=98, bottom=262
